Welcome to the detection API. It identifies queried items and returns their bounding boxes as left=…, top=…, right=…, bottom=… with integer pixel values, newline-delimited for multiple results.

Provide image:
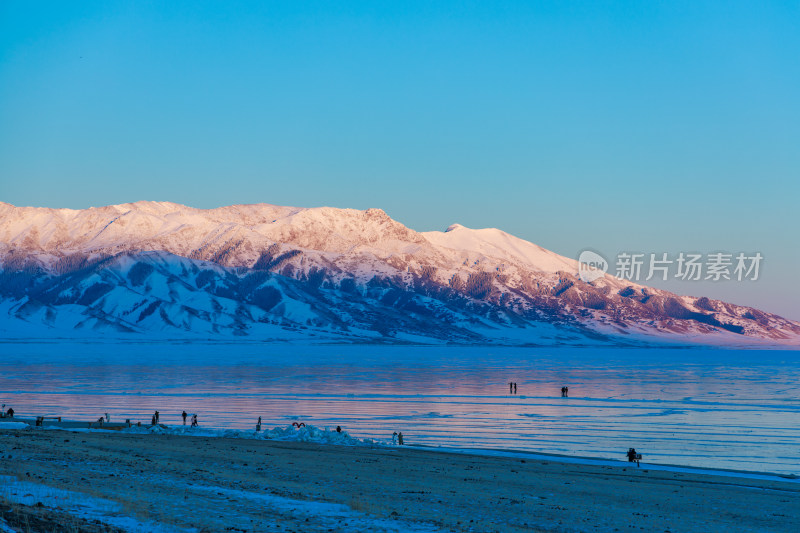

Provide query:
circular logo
left=577, top=250, right=608, bottom=283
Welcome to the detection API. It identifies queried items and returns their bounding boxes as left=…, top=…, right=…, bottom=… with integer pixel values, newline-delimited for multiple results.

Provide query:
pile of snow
left=121, top=423, right=384, bottom=446
left=0, top=422, right=28, bottom=430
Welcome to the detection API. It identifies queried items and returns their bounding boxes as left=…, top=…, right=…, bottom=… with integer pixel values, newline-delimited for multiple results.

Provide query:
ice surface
left=1, top=343, right=799, bottom=476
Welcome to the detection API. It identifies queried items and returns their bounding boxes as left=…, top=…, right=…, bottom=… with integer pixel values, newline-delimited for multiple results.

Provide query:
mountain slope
left=1, top=201, right=798, bottom=346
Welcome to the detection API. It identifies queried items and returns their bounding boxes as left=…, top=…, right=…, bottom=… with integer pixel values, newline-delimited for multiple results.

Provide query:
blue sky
left=1, top=1, right=798, bottom=319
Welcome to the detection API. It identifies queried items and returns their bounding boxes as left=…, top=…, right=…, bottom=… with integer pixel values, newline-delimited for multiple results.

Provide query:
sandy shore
left=1, top=427, right=799, bottom=532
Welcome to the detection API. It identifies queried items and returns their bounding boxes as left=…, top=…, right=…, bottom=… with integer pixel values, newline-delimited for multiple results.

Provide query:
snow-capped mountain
left=1, top=201, right=798, bottom=346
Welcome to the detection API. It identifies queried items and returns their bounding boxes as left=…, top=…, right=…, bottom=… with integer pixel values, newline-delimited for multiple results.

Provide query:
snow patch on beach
left=0, top=422, right=27, bottom=430
left=189, top=484, right=439, bottom=532
left=0, top=475, right=192, bottom=532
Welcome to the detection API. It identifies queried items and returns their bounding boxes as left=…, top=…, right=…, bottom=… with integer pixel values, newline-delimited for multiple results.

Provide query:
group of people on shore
left=177, top=411, right=198, bottom=427
left=144, top=410, right=197, bottom=427
left=8, top=401, right=645, bottom=467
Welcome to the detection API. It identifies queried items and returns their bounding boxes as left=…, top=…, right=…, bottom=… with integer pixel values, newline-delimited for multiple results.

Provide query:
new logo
left=577, top=250, right=608, bottom=283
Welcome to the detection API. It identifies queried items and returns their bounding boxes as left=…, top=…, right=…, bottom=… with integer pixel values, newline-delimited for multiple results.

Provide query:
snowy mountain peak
left=1, top=200, right=798, bottom=346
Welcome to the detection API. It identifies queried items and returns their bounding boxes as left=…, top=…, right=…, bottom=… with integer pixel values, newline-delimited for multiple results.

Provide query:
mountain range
left=1, top=201, right=798, bottom=347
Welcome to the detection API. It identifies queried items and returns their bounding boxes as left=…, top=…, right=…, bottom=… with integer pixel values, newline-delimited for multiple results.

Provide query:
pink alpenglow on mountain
left=1, top=201, right=798, bottom=346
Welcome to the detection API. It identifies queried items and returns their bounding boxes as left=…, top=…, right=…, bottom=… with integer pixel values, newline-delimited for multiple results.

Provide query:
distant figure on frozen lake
left=105, top=413, right=109, bottom=423
left=398, top=432, right=404, bottom=445
left=509, top=382, right=513, bottom=394
left=257, top=416, right=262, bottom=432
left=151, top=415, right=156, bottom=426
left=182, top=411, right=187, bottom=425
left=565, top=386, right=569, bottom=397
left=336, top=425, right=342, bottom=433
left=191, top=414, right=198, bottom=427
left=392, top=431, right=398, bottom=444
left=513, top=382, right=517, bottom=394
left=154, top=411, right=160, bottom=423
left=5, top=407, right=13, bottom=418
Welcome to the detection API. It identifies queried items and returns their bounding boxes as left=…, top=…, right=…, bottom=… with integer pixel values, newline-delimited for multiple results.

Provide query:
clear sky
left=1, top=1, right=798, bottom=320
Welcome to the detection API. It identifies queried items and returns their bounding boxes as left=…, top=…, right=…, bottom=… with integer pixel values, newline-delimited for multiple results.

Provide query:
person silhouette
left=513, top=382, right=517, bottom=394
left=509, top=382, right=513, bottom=393
left=627, top=447, right=641, bottom=466
left=182, top=411, right=187, bottom=425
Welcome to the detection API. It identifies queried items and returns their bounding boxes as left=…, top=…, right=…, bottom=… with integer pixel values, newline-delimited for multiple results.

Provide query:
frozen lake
left=1, top=342, right=799, bottom=476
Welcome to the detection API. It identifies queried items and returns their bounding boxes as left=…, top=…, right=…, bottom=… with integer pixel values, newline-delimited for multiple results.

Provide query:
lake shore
left=1, top=427, right=799, bottom=532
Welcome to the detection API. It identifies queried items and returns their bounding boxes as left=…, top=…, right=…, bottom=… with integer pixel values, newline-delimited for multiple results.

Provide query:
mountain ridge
left=1, top=201, right=798, bottom=347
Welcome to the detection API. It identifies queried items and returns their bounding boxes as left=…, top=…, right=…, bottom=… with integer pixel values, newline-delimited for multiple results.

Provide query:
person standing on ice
left=154, top=410, right=160, bottom=423
left=513, top=383, right=517, bottom=394
left=182, top=411, right=187, bottom=425
left=509, top=382, right=513, bottom=394
left=398, top=432, right=404, bottom=445
left=191, top=413, right=198, bottom=427
left=257, top=416, right=262, bottom=431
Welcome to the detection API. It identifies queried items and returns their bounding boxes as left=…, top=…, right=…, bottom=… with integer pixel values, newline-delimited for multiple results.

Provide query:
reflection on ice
left=1, top=343, right=798, bottom=475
